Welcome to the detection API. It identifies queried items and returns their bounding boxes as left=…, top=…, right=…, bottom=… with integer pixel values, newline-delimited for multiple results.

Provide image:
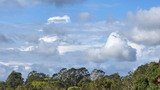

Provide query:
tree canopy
left=0, top=61, right=160, bottom=90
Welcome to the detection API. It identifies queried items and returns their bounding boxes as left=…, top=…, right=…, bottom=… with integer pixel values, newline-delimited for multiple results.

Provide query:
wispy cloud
left=47, top=15, right=71, bottom=24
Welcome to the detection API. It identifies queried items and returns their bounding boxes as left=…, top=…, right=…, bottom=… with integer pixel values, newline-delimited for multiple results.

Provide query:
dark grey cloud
left=46, top=0, right=86, bottom=7
left=0, top=0, right=86, bottom=7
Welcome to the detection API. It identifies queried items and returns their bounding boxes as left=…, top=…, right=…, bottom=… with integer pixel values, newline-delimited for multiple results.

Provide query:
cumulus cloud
left=0, top=0, right=86, bottom=7
left=127, top=7, right=160, bottom=46
left=128, top=7, right=160, bottom=29
left=131, top=28, right=160, bottom=46
left=47, top=15, right=71, bottom=24
left=79, top=12, right=91, bottom=21
left=39, top=36, right=59, bottom=43
left=128, top=41, right=145, bottom=57
left=87, top=32, right=136, bottom=62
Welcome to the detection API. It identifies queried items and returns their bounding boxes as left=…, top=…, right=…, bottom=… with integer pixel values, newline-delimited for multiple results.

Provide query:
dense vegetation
left=0, top=61, right=160, bottom=90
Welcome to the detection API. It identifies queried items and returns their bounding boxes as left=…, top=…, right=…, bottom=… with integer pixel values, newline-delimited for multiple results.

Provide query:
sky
left=0, top=0, right=160, bottom=80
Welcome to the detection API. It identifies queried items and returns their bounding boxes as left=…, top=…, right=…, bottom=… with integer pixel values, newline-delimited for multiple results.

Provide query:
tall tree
left=52, top=67, right=90, bottom=87
left=6, top=71, right=24, bottom=89
left=90, top=69, right=105, bottom=80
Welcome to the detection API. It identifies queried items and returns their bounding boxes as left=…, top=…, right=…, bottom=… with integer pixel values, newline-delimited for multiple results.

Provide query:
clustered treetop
left=0, top=61, right=160, bottom=90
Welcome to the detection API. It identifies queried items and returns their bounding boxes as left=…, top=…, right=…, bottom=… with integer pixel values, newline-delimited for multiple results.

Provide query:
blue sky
left=1, top=0, right=160, bottom=23
left=0, top=0, right=160, bottom=80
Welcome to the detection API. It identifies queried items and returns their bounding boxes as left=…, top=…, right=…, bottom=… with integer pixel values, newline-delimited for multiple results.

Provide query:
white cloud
left=39, top=36, right=59, bottom=43
left=131, top=28, right=160, bottom=46
left=58, top=45, right=91, bottom=55
left=6, top=48, right=15, bottom=51
left=0, top=61, right=32, bottom=67
left=87, top=32, right=136, bottom=62
left=18, top=46, right=37, bottom=52
left=128, top=7, right=160, bottom=28
left=127, top=7, right=160, bottom=46
left=34, top=42, right=58, bottom=55
left=47, top=15, right=71, bottom=24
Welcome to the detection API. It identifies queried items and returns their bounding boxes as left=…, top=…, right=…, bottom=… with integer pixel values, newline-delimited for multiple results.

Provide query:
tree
left=6, top=71, right=24, bottom=89
left=26, top=71, right=48, bottom=84
left=78, top=77, right=91, bottom=87
left=25, top=71, right=49, bottom=90
left=135, top=77, right=149, bottom=90
left=90, top=69, right=105, bottom=80
left=109, top=73, right=122, bottom=90
left=52, top=67, right=90, bottom=87
left=15, top=85, right=28, bottom=90
left=0, top=81, right=6, bottom=90
left=122, top=75, right=134, bottom=90
left=1, top=61, right=160, bottom=90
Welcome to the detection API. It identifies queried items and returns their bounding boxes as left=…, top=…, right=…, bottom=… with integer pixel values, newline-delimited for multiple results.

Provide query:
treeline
left=0, top=61, right=160, bottom=90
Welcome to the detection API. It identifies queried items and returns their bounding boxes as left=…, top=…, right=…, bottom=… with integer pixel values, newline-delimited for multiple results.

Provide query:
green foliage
left=77, top=77, right=91, bottom=87
left=67, top=86, right=80, bottom=90
left=0, top=81, right=6, bottom=90
left=108, top=73, right=122, bottom=90
left=52, top=67, right=90, bottom=87
left=15, top=85, right=28, bottom=90
left=122, top=61, right=160, bottom=90
left=135, top=76, right=149, bottom=90
left=42, top=81, right=65, bottom=90
left=26, top=71, right=48, bottom=84
left=122, top=75, right=134, bottom=90
left=32, top=81, right=46, bottom=86
left=6, top=71, right=24, bottom=89
left=1, top=61, right=160, bottom=90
